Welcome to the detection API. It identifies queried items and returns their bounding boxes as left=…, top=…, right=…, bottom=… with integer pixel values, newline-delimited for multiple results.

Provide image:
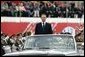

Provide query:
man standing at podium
left=35, top=14, right=53, bottom=34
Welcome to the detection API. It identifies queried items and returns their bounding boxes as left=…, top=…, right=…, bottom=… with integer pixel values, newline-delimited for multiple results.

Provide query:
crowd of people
left=1, top=31, right=31, bottom=55
left=1, top=1, right=84, bottom=18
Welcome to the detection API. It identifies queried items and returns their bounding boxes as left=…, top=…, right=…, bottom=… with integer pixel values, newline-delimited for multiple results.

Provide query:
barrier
left=1, top=17, right=84, bottom=36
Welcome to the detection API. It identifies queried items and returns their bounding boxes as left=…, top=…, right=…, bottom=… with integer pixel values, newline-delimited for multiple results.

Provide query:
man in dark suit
left=35, top=14, right=53, bottom=34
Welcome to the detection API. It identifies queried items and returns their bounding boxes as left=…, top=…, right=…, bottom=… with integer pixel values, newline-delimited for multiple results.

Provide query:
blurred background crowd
left=1, top=1, right=84, bottom=18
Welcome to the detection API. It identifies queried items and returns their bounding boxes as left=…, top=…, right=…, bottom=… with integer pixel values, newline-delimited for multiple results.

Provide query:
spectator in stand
left=33, top=1, right=40, bottom=17
left=10, top=2, right=17, bottom=17
left=53, top=1, right=59, bottom=17
left=25, top=1, right=32, bottom=17
left=1, top=1, right=12, bottom=16
left=15, top=2, right=26, bottom=17
left=1, top=1, right=8, bottom=16
left=77, top=6, right=83, bottom=18
left=68, top=2, right=76, bottom=18
left=60, top=3, right=67, bottom=18
left=46, top=2, right=56, bottom=17
left=39, top=1, right=48, bottom=17
left=6, top=1, right=12, bottom=7
left=29, top=1, right=35, bottom=17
